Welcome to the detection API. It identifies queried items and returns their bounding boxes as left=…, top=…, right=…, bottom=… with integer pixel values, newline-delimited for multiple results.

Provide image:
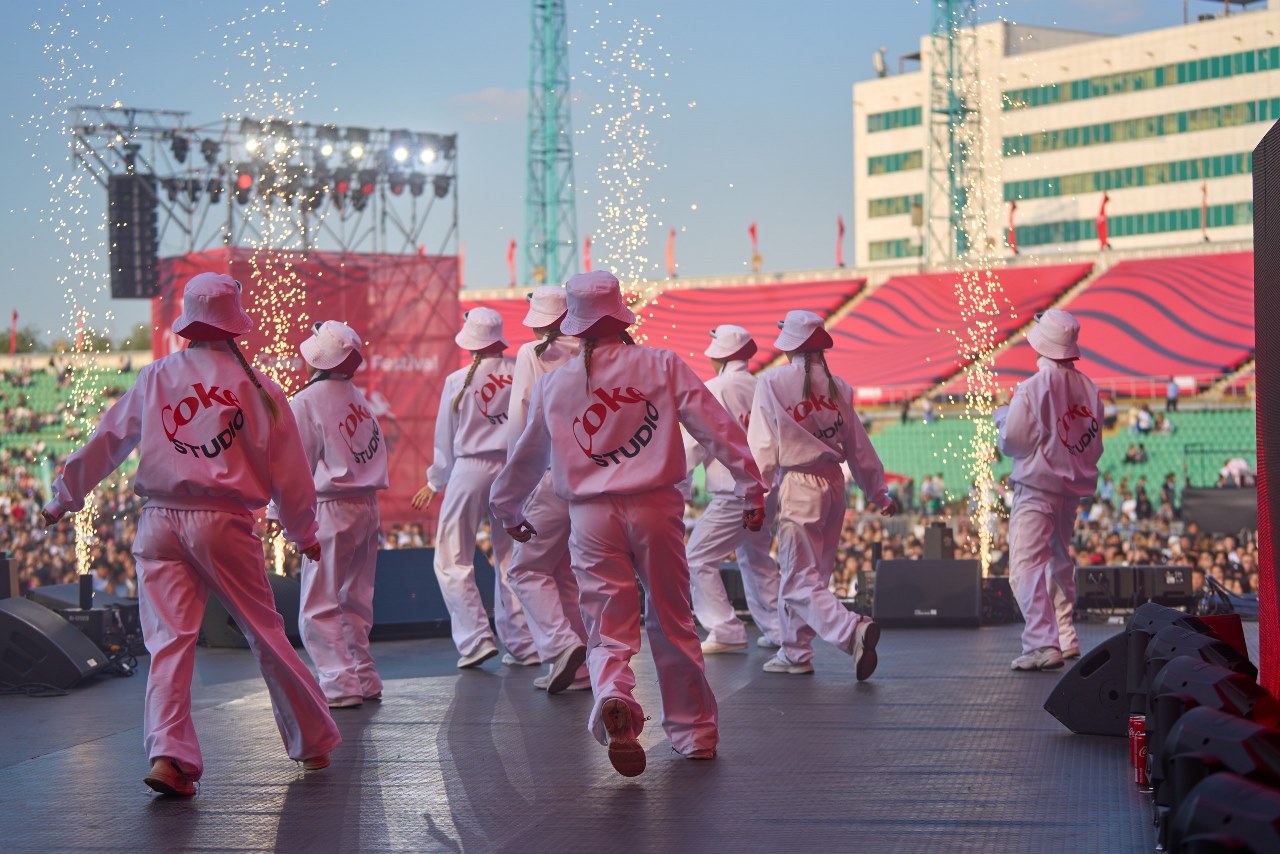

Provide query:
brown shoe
left=143, top=758, right=196, bottom=797
left=602, top=698, right=646, bottom=777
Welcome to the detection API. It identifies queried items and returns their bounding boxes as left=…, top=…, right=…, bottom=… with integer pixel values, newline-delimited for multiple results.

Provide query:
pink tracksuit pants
left=1008, top=483, right=1079, bottom=654
left=132, top=507, right=340, bottom=779
left=299, top=494, right=382, bottom=701
left=686, top=491, right=782, bottom=646
left=569, top=486, right=718, bottom=755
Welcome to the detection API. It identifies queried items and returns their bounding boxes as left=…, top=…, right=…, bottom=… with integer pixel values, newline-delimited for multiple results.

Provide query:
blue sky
left=0, top=0, right=1204, bottom=341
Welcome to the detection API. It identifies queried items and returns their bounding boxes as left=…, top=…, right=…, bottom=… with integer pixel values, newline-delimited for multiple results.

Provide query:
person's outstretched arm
left=43, top=380, right=144, bottom=522
left=490, top=379, right=554, bottom=537
left=670, top=354, right=765, bottom=509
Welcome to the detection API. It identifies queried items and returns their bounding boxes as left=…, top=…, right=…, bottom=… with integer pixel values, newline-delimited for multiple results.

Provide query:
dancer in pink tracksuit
left=288, top=321, right=388, bottom=707
left=748, top=310, right=897, bottom=679
left=414, top=308, right=535, bottom=669
left=684, top=325, right=782, bottom=654
left=996, top=309, right=1102, bottom=672
left=42, top=273, right=339, bottom=797
left=491, top=270, right=767, bottom=778
left=505, top=286, right=589, bottom=694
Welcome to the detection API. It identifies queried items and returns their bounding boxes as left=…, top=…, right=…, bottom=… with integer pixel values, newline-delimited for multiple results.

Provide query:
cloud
left=452, top=87, right=526, bottom=123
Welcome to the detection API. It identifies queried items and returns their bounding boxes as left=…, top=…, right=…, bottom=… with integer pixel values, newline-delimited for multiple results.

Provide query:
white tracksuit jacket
left=998, top=356, right=1103, bottom=653
left=683, top=360, right=782, bottom=646
left=491, top=338, right=766, bottom=754
left=748, top=356, right=888, bottom=665
left=428, top=354, right=534, bottom=660
left=43, top=342, right=336, bottom=778
left=289, top=376, right=388, bottom=701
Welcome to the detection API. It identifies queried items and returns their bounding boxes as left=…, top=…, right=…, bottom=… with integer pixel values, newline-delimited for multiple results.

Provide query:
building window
left=868, top=238, right=923, bottom=260
left=1013, top=201, right=1254, bottom=248
left=867, top=106, right=923, bottom=133
left=868, top=150, right=924, bottom=175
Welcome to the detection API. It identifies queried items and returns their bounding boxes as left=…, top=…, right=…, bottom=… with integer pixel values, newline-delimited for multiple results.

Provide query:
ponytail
left=453, top=353, right=482, bottom=412
left=582, top=332, right=634, bottom=393
left=534, top=329, right=561, bottom=359
left=227, top=338, right=280, bottom=422
left=801, top=351, right=840, bottom=406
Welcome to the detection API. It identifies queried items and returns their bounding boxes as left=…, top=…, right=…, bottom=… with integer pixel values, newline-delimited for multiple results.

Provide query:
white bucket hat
left=1027, top=309, right=1081, bottom=360
left=774, top=310, right=833, bottom=352
left=300, top=320, right=363, bottom=371
left=560, top=270, right=636, bottom=336
left=454, top=306, right=508, bottom=351
left=172, top=273, right=254, bottom=340
left=524, top=285, right=568, bottom=328
left=705, top=324, right=754, bottom=359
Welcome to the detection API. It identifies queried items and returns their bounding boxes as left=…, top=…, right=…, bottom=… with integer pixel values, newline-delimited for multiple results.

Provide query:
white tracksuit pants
left=686, top=491, right=782, bottom=646
left=776, top=466, right=865, bottom=666
left=569, top=486, right=718, bottom=755
left=1008, top=483, right=1079, bottom=654
left=132, top=508, right=340, bottom=779
left=433, top=456, right=536, bottom=660
left=506, top=471, right=588, bottom=662
left=299, top=495, right=382, bottom=701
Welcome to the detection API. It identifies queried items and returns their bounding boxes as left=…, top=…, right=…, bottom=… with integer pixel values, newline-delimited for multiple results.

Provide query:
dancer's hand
left=879, top=498, right=899, bottom=518
left=263, top=519, right=282, bottom=541
left=302, top=542, right=321, bottom=562
left=743, top=507, right=765, bottom=531
left=411, top=484, right=436, bottom=510
left=506, top=521, right=538, bottom=542
left=41, top=509, right=58, bottom=527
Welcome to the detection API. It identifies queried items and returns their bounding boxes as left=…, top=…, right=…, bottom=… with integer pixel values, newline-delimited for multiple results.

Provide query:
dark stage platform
left=1, top=620, right=1260, bottom=853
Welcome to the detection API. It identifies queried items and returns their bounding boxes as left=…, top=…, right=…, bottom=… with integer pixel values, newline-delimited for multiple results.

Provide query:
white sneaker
left=756, top=636, right=780, bottom=650
left=457, top=639, right=499, bottom=669
left=1011, top=647, right=1065, bottom=671
left=853, top=620, right=881, bottom=682
left=326, top=695, right=363, bottom=709
left=545, top=643, right=587, bottom=694
left=534, top=672, right=592, bottom=691
left=501, top=653, right=541, bottom=667
left=701, top=639, right=748, bottom=655
left=762, top=654, right=814, bottom=675
left=1062, top=645, right=1081, bottom=660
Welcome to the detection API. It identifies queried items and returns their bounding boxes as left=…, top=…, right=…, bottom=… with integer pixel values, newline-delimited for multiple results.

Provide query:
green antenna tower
left=525, top=0, right=578, bottom=286
left=925, top=0, right=981, bottom=265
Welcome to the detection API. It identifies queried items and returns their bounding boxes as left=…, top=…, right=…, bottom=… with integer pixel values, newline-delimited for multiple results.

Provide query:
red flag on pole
left=666, top=228, right=677, bottom=278
left=1201, top=182, right=1210, bottom=242
left=507, top=239, right=517, bottom=288
left=748, top=222, right=762, bottom=273
left=8, top=310, right=16, bottom=355
left=583, top=235, right=592, bottom=272
left=836, top=215, right=846, bottom=268
left=1096, top=192, right=1110, bottom=251
left=1008, top=201, right=1019, bottom=255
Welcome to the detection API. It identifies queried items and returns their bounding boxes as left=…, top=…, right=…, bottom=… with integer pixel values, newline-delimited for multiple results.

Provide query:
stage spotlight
left=301, top=184, right=325, bottom=212
left=258, top=164, right=278, bottom=196
left=408, top=173, right=427, bottom=197
left=207, top=177, right=224, bottom=203
left=393, top=146, right=410, bottom=163
left=320, top=142, right=335, bottom=158
left=334, top=169, right=352, bottom=197
left=389, top=171, right=407, bottom=195
left=186, top=179, right=201, bottom=204
left=200, top=139, right=220, bottom=166
left=235, top=166, right=254, bottom=205
left=419, top=147, right=437, bottom=166
left=163, top=179, right=180, bottom=203
left=349, top=143, right=366, bottom=161
left=433, top=175, right=452, bottom=198
left=358, top=169, right=377, bottom=197
left=245, top=138, right=261, bottom=154
left=169, top=133, right=190, bottom=164
left=273, top=138, right=289, bottom=156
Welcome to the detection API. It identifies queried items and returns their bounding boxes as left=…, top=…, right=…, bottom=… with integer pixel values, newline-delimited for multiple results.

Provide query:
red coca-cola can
left=1128, top=714, right=1145, bottom=770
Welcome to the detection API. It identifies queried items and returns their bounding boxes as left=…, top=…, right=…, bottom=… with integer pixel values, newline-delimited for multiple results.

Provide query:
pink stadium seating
left=825, top=263, right=1093, bottom=403
left=982, top=253, right=1253, bottom=394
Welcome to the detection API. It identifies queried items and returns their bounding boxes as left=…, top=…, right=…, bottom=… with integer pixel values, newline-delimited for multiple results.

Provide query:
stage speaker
left=1163, top=707, right=1280, bottom=816
left=923, top=522, right=955, bottom=560
left=369, top=547, right=495, bottom=641
left=1043, top=630, right=1128, bottom=737
left=1143, top=626, right=1258, bottom=708
left=980, top=576, right=1022, bottom=625
left=1165, top=772, right=1280, bottom=852
left=0, top=597, right=107, bottom=689
left=107, top=173, right=159, bottom=299
left=872, top=559, right=980, bottom=627
left=719, top=562, right=748, bottom=612
left=1127, top=603, right=1212, bottom=714
left=201, top=574, right=302, bottom=649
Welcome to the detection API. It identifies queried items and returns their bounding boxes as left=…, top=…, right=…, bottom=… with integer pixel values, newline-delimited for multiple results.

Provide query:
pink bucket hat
left=560, top=271, right=635, bottom=336
left=705, top=324, right=755, bottom=359
left=300, top=320, right=363, bottom=371
left=524, top=285, right=568, bottom=328
left=455, top=307, right=508, bottom=351
left=172, top=273, right=254, bottom=340
left=774, top=310, right=833, bottom=352
left=1027, top=309, right=1081, bottom=360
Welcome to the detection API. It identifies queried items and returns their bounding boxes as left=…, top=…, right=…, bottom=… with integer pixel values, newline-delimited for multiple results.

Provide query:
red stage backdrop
left=153, top=248, right=459, bottom=527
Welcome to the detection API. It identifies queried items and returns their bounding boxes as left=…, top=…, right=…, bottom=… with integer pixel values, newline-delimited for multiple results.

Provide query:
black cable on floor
left=0, top=680, right=68, bottom=698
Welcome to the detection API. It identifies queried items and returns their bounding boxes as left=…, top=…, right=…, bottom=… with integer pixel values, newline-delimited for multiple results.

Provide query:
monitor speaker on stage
left=1164, top=772, right=1280, bottom=852
left=201, top=574, right=302, bottom=649
left=872, top=559, right=980, bottom=627
left=1043, top=630, right=1128, bottom=737
left=0, top=597, right=107, bottom=689
left=370, top=548, right=495, bottom=641
left=107, top=173, right=159, bottom=299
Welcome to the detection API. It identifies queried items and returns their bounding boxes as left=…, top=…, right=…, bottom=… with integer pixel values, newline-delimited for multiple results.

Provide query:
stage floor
left=1, top=619, right=1260, bottom=854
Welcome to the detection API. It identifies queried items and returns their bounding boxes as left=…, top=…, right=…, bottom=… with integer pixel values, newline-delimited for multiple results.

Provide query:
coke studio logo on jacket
left=474, top=371, right=513, bottom=425
left=786, top=391, right=844, bottom=441
left=573, top=385, right=663, bottom=468
left=338, top=400, right=382, bottom=464
left=1057, top=403, right=1100, bottom=456
left=161, top=381, right=247, bottom=459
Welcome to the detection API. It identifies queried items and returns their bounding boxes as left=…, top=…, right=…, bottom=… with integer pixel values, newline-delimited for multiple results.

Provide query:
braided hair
left=533, top=329, right=562, bottom=359
left=453, top=353, right=483, bottom=412
left=582, top=332, right=635, bottom=393
left=801, top=350, right=840, bottom=405
left=226, top=338, right=281, bottom=422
